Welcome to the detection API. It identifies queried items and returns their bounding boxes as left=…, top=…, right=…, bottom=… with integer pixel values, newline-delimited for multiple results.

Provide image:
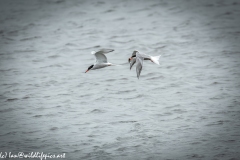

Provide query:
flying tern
left=85, top=49, right=115, bottom=73
left=128, top=50, right=161, bottom=78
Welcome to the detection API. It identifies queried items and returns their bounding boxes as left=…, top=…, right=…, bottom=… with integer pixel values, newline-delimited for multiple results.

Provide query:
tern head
left=85, top=65, right=94, bottom=73
left=128, top=51, right=137, bottom=63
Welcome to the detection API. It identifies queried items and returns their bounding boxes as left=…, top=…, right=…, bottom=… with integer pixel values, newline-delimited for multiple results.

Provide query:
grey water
left=0, top=0, right=240, bottom=159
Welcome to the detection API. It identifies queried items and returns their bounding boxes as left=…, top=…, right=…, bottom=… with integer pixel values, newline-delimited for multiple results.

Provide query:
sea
left=0, top=0, right=240, bottom=159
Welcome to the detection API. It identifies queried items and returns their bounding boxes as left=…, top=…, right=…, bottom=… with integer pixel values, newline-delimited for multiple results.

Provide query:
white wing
left=137, top=51, right=151, bottom=59
left=129, top=57, right=136, bottom=70
left=136, top=52, right=144, bottom=79
left=94, top=52, right=107, bottom=63
left=136, top=50, right=160, bottom=65
left=92, top=49, right=114, bottom=63
left=93, top=49, right=114, bottom=55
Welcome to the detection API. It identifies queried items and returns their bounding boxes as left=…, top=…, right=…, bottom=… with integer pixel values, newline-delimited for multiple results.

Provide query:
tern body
left=85, top=49, right=114, bottom=73
left=128, top=50, right=161, bottom=79
left=128, top=51, right=153, bottom=70
left=91, top=63, right=112, bottom=70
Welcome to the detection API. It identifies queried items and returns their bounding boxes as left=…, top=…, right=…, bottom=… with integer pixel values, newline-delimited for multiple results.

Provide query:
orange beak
left=85, top=69, right=89, bottom=73
left=128, top=57, right=132, bottom=63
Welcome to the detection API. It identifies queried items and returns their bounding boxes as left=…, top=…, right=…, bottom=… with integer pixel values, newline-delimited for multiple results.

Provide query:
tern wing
left=129, top=57, right=136, bottom=70
left=136, top=51, right=161, bottom=65
left=137, top=52, right=151, bottom=59
left=131, top=50, right=137, bottom=57
left=136, top=52, right=144, bottom=79
left=129, top=50, right=141, bottom=70
left=96, top=49, right=114, bottom=54
left=92, top=49, right=114, bottom=63
left=93, top=52, right=107, bottom=63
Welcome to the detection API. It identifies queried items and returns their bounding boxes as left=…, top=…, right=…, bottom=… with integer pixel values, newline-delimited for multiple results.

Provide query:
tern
left=128, top=50, right=161, bottom=79
left=85, top=49, right=115, bottom=73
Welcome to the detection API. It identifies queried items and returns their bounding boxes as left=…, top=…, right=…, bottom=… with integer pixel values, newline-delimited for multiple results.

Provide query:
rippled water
left=1, top=0, right=240, bottom=159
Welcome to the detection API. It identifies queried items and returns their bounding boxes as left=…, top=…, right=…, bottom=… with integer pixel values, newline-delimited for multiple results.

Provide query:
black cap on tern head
left=85, top=65, right=94, bottom=73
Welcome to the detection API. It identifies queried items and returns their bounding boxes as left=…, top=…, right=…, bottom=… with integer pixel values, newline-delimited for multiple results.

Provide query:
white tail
left=150, top=55, right=161, bottom=65
left=110, top=63, right=121, bottom=66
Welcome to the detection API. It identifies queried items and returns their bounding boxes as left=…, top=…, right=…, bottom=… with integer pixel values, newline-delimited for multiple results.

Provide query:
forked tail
left=150, top=55, right=161, bottom=65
